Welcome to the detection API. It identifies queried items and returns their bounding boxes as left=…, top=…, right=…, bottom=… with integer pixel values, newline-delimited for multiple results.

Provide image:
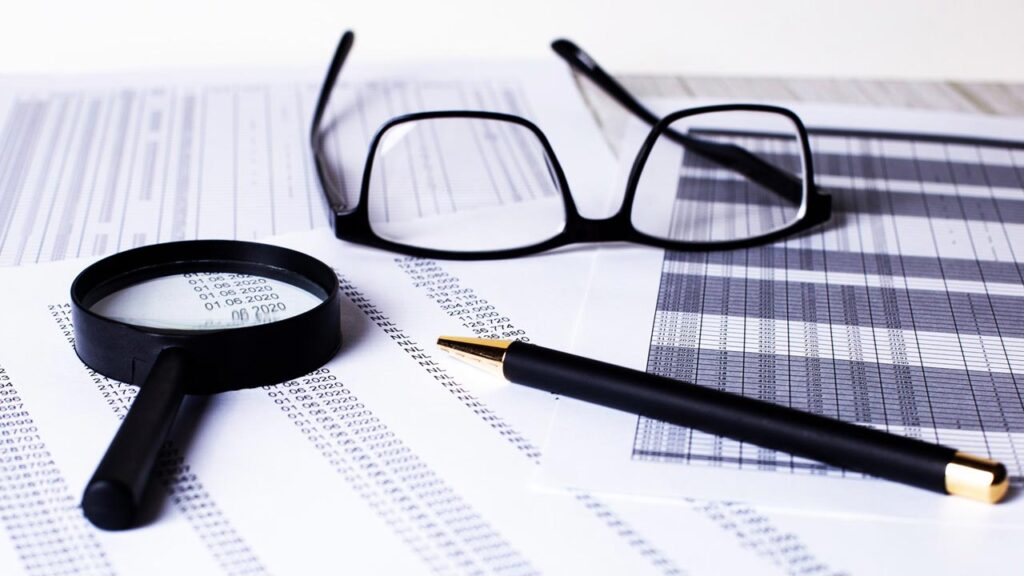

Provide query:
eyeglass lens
left=631, top=110, right=807, bottom=243
left=366, top=117, right=567, bottom=252
left=90, top=272, right=323, bottom=330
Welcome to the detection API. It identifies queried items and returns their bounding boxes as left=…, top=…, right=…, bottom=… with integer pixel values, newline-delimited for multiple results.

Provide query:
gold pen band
left=945, top=451, right=1009, bottom=503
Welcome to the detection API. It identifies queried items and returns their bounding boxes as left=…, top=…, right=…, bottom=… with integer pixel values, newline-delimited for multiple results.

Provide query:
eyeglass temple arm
left=310, top=30, right=356, bottom=146
left=551, top=39, right=804, bottom=205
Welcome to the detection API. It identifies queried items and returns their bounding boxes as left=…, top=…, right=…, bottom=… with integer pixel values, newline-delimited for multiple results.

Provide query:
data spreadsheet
left=635, top=126, right=1024, bottom=481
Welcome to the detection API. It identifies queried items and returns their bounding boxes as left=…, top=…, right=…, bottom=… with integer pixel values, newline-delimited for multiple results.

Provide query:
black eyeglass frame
left=311, top=31, right=831, bottom=260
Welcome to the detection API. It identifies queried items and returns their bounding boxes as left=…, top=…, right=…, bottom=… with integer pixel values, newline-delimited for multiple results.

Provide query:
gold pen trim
left=945, top=451, right=1008, bottom=503
left=436, top=336, right=512, bottom=378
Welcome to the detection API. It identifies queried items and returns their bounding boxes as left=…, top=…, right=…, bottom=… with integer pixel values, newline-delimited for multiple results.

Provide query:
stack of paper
left=0, top=63, right=822, bottom=575
left=2, top=58, right=1021, bottom=574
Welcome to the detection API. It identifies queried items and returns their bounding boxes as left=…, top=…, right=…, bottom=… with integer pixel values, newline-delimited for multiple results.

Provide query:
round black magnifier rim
left=71, top=240, right=342, bottom=394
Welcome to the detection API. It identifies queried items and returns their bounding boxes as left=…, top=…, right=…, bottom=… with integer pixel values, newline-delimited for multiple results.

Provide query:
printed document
left=540, top=102, right=1024, bottom=525
left=3, top=65, right=1019, bottom=574
left=0, top=60, right=615, bottom=266
left=0, top=230, right=792, bottom=575
left=0, top=65, right=820, bottom=574
left=7, top=228, right=1014, bottom=576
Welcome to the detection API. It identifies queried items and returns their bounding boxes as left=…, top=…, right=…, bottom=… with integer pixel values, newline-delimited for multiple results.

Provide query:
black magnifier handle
left=82, top=348, right=189, bottom=530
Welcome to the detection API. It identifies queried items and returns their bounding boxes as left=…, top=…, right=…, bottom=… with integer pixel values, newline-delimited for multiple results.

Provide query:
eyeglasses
left=310, top=31, right=831, bottom=260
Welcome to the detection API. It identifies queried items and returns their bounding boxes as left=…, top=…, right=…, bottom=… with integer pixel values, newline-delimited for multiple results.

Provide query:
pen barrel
left=505, top=342, right=956, bottom=493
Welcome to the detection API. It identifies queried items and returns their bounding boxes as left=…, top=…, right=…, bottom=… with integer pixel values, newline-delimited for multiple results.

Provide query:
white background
left=0, top=0, right=1021, bottom=81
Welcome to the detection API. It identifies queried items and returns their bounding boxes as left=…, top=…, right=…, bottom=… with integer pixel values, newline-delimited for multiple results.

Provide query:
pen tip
left=436, top=336, right=513, bottom=350
left=436, top=336, right=512, bottom=377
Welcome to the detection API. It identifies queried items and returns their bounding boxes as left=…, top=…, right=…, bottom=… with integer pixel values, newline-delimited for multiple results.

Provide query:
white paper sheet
left=0, top=59, right=615, bottom=266
left=0, top=229, right=799, bottom=575
left=539, top=102, right=1024, bottom=526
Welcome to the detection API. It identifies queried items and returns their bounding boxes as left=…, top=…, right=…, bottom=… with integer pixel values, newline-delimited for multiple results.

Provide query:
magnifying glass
left=71, top=240, right=342, bottom=530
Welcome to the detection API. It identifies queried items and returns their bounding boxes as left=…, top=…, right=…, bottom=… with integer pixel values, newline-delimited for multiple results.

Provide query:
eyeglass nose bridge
left=569, top=214, right=632, bottom=244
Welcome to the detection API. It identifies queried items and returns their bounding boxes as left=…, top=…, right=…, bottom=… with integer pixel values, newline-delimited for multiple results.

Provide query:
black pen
left=437, top=336, right=1008, bottom=503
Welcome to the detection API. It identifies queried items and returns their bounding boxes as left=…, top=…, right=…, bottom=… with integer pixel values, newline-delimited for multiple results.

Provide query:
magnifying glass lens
left=90, top=272, right=323, bottom=330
